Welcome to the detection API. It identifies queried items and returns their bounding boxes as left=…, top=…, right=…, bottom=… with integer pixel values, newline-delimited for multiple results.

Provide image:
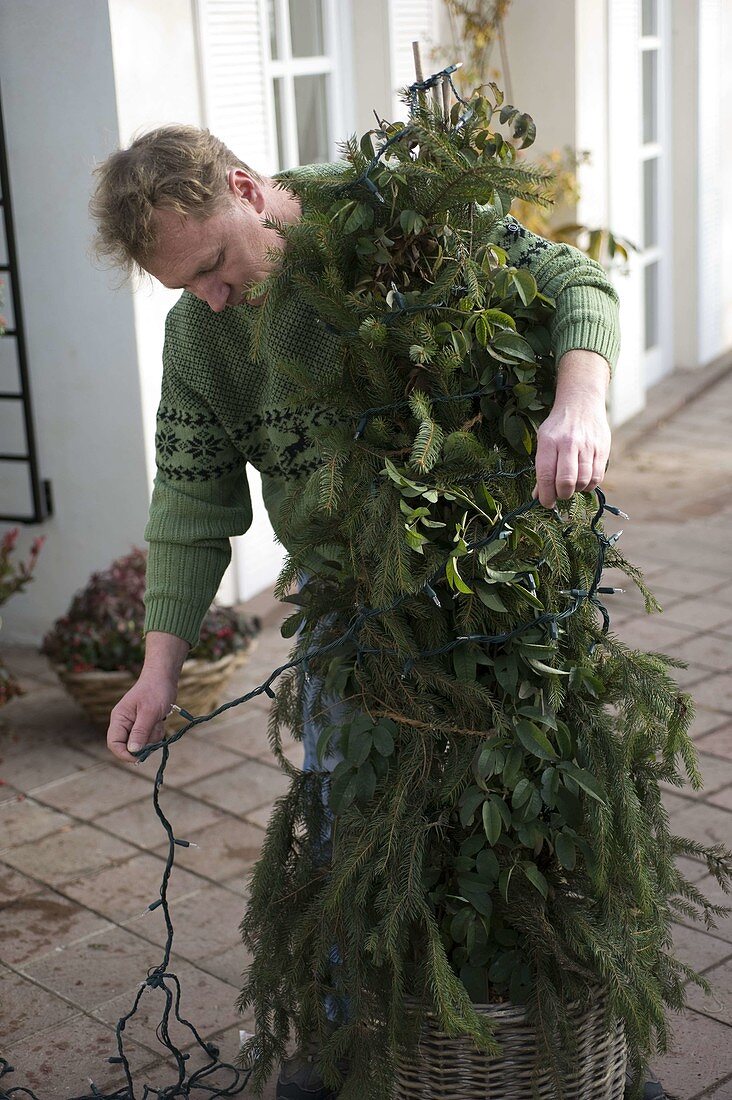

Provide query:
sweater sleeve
left=495, top=214, right=621, bottom=376
left=143, top=347, right=253, bottom=648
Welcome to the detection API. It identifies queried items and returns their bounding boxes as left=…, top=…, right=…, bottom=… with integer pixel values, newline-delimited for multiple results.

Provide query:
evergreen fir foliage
left=236, top=81, right=732, bottom=1098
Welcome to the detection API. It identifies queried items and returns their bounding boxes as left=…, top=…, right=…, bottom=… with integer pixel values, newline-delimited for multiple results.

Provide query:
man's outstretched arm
left=533, top=348, right=611, bottom=507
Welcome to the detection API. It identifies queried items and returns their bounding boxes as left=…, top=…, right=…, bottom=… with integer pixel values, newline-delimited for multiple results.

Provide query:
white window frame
left=263, top=0, right=350, bottom=168
left=639, top=0, right=673, bottom=388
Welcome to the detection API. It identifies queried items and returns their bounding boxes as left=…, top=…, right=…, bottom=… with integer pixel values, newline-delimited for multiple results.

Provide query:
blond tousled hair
left=89, top=125, right=264, bottom=277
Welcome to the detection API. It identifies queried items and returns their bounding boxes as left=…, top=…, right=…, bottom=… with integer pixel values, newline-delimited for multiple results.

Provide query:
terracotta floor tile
left=0, top=795, right=73, bottom=852
left=0, top=887, right=112, bottom=967
left=1, top=741, right=101, bottom=794
left=197, top=938, right=253, bottom=987
left=660, top=753, right=732, bottom=798
left=667, top=800, right=732, bottom=857
left=691, top=675, right=732, bottom=716
left=668, top=634, right=732, bottom=674
left=122, top=882, right=246, bottom=962
left=614, top=615, right=698, bottom=654
left=21, top=925, right=165, bottom=1012
left=700, top=1074, right=732, bottom=1098
left=684, top=955, right=732, bottom=1026
left=34, top=761, right=153, bottom=819
left=663, top=599, right=732, bottom=636
left=0, top=862, right=42, bottom=905
left=94, top=787, right=227, bottom=849
left=134, top=735, right=245, bottom=789
left=671, top=921, right=732, bottom=978
left=0, top=963, right=79, bottom=1045
left=2, top=1011, right=155, bottom=1097
left=695, top=724, right=732, bottom=760
left=690, top=708, right=730, bottom=740
left=185, top=758, right=290, bottom=816
left=243, top=803, right=275, bottom=831
left=202, top=705, right=275, bottom=758
left=652, top=1008, right=732, bottom=1099
left=1, top=823, right=137, bottom=886
left=60, top=850, right=205, bottom=922
left=152, top=816, right=264, bottom=883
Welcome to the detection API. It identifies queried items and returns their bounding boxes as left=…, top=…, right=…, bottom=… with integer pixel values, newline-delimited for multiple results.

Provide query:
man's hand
left=532, top=349, right=612, bottom=508
left=107, top=631, right=190, bottom=764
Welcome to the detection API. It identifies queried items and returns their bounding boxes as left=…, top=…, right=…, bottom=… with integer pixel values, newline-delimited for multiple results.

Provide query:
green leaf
left=355, top=761, right=377, bottom=803
left=460, top=786, right=485, bottom=827
left=450, top=907, right=473, bottom=943
left=555, top=832, right=576, bottom=870
left=476, top=848, right=500, bottom=882
left=482, top=799, right=502, bottom=845
left=280, top=612, right=304, bottom=639
left=453, top=646, right=478, bottom=683
left=514, top=719, right=558, bottom=761
left=371, top=723, right=395, bottom=756
left=511, top=269, right=537, bottom=306
left=527, top=658, right=570, bottom=677
left=345, top=725, right=373, bottom=767
left=491, top=331, right=536, bottom=363
left=503, top=746, right=524, bottom=788
left=476, top=583, right=508, bottom=613
left=315, top=723, right=337, bottom=765
left=559, top=762, right=607, bottom=805
left=512, top=777, right=532, bottom=808
left=521, top=861, right=548, bottom=899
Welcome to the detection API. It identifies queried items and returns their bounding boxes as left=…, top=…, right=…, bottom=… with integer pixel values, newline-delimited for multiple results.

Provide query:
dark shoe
left=276, top=1049, right=339, bottom=1100
left=625, top=1065, right=670, bottom=1099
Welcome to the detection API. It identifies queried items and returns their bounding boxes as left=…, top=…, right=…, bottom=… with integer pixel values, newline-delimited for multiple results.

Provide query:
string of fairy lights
left=0, top=66, right=627, bottom=1100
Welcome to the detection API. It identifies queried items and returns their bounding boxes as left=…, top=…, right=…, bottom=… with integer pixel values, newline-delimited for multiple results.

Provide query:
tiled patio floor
left=1, top=371, right=732, bottom=1099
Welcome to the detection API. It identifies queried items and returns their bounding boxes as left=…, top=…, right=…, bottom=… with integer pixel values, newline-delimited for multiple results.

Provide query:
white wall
left=0, top=0, right=150, bottom=644
left=107, top=0, right=204, bottom=487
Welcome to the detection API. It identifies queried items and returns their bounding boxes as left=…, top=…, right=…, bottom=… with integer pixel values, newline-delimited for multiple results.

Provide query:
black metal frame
left=0, top=83, right=52, bottom=523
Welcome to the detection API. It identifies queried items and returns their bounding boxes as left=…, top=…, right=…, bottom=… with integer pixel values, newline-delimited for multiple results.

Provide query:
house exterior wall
left=2, top=0, right=730, bottom=642
left=0, top=0, right=150, bottom=644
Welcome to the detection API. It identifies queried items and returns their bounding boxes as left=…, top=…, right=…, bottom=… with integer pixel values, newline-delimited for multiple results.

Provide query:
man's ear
left=227, top=168, right=265, bottom=213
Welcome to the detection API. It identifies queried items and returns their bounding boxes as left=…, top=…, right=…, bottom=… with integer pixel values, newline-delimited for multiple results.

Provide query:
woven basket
left=55, top=642, right=255, bottom=732
left=394, top=987, right=627, bottom=1099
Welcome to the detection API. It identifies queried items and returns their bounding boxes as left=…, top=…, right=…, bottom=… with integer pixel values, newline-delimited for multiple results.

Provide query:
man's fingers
left=576, top=451, right=595, bottom=492
left=534, top=435, right=558, bottom=507
left=107, top=707, right=139, bottom=764
left=553, top=446, right=579, bottom=503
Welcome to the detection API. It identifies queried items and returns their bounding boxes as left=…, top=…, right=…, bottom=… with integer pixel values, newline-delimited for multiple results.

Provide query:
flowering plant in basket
left=1, top=528, right=45, bottom=705
left=41, top=547, right=258, bottom=674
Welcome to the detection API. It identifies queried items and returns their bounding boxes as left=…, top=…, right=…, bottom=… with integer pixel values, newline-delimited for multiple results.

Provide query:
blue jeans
left=298, top=584, right=348, bottom=1022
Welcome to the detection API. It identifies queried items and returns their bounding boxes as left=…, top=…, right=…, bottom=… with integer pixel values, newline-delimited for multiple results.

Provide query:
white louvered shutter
left=197, top=0, right=284, bottom=603
left=388, top=0, right=439, bottom=120
left=197, top=0, right=277, bottom=174
left=698, top=0, right=723, bottom=364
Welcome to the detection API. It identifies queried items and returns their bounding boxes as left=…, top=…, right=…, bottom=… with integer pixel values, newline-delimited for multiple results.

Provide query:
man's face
left=145, top=170, right=274, bottom=311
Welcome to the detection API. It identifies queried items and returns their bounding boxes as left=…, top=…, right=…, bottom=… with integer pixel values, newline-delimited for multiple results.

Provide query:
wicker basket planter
left=394, top=987, right=627, bottom=1099
left=55, top=642, right=255, bottom=731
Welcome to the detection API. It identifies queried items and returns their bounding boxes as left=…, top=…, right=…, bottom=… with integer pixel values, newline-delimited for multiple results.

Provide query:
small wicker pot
left=395, top=987, right=627, bottom=1099
left=55, top=643, right=255, bottom=731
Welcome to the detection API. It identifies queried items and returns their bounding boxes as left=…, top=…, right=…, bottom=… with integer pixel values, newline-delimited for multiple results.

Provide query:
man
left=92, top=125, right=663, bottom=1100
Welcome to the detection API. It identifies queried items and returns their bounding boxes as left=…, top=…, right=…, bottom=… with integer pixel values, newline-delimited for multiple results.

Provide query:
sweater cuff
left=143, top=539, right=232, bottom=649
left=144, top=597, right=211, bottom=650
left=553, top=316, right=619, bottom=377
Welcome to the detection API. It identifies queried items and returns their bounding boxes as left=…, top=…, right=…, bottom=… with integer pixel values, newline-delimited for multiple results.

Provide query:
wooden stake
left=441, top=75, right=451, bottom=122
left=412, top=40, right=424, bottom=84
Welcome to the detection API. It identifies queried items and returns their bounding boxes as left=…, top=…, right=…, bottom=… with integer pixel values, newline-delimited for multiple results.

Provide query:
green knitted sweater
left=143, top=163, right=621, bottom=647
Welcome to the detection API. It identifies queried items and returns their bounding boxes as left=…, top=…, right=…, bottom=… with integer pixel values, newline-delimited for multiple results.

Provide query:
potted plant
left=0, top=528, right=45, bottom=706
left=41, top=548, right=259, bottom=729
left=233, top=80, right=732, bottom=1100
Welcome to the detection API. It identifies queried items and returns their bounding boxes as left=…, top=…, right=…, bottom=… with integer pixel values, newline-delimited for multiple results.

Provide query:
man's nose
left=193, top=276, right=228, bottom=312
